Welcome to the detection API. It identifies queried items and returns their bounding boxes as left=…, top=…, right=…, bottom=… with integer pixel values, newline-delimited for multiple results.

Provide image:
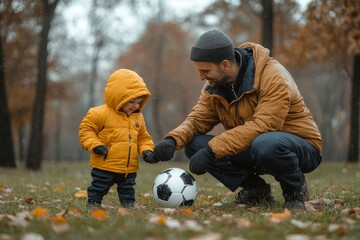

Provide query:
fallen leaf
left=341, top=207, right=360, bottom=217
left=181, top=208, right=193, bottom=216
left=189, top=233, right=222, bottom=240
left=51, top=222, right=70, bottom=233
left=24, top=197, right=35, bottom=205
left=90, top=209, right=108, bottom=220
left=117, top=207, right=129, bottom=216
left=157, top=215, right=167, bottom=225
left=20, top=232, right=44, bottom=240
left=269, top=209, right=291, bottom=223
left=7, top=211, right=32, bottom=228
left=290, top=219, right=312, bottom=229
left=68, top=209, right=82, bottom=216
left=31, top=207, right=49, bottom=220
left=50, top=216, right=70, bottom=234
left=202, top=200, right=212, bottom=206
left=54, top=186, right=63, bottom=193
left=50, top=215, right=67, bottom=224
left=160, top=208, right=176, bottom=214
left=304, top=202, right=317, bottom=212
left=0, top=233, right=13, bottom=240
left=285, top=234, right=310, bottom=240
left=184, top=220, right=203, bottom=231
left=235, top=218, right=252, bottom=228
left=74, top=190, right=87, bottom=199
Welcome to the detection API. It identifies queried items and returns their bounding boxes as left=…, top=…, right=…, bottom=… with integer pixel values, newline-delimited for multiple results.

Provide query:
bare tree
left=262, top=0, right=273, bottom=54
left=26, top=0, right=60, bottom=170
left=0, top=14, right=16, bottom=168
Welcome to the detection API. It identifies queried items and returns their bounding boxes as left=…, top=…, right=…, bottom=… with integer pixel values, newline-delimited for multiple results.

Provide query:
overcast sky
left=63, top=0, right=312, bottom=41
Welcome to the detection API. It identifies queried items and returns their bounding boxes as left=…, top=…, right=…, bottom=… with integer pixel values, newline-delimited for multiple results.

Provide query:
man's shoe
left=233, top=184, right=275, bottom=206
left=301, top=180, right=310, bottom=201
left=86, top=202, right=102, bottom=211
left=283, top=191, right=306, bottom=210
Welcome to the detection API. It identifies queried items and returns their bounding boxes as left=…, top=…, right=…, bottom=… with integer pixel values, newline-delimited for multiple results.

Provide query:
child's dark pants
left=87, top=168, right=137, bottom=208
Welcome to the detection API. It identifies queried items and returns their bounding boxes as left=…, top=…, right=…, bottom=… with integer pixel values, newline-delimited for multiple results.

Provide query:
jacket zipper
left=231, top=83, right=239, bottom=100
left=126, top=135, right=132, bottom=177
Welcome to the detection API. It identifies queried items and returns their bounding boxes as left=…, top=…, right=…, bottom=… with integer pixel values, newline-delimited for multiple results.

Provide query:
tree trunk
left=262, top=0, right=273, bottom=55
left=0, top=17, right=16, bottom=168
left=26, top=0, right=59, bottom=170
left=152, top=24, right=165, bottom=141
left=347, top=54, right=360, bottom=163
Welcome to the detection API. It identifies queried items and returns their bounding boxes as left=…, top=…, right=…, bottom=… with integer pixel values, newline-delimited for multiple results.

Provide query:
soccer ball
left=152, top=167, right=198, bottom=207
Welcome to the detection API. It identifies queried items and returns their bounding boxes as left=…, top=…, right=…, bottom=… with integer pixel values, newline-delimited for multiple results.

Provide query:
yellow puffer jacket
left=168, top=42, right=322, bottom=158
left=79, top=69, right=154, bottom=174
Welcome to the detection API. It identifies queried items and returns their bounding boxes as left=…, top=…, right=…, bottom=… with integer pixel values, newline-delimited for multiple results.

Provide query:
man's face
left=192, top=61, right=230, bottom=87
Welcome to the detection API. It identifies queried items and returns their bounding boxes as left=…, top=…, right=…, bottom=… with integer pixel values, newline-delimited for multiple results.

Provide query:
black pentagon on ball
left=180, top=198, right=195, bottom=206
left=180, top=172, right=195, bottom=185
left=157, top=183, right=172, bottom=201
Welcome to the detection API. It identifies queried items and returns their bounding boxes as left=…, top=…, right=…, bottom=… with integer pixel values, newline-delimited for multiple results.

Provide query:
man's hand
left=142, top=150, right=158, bottom=164
left=189, top=147, right=215, bottom=175
left=153, top=137, right=176, bottom=162
left=93, top=145, right=108, bottom=156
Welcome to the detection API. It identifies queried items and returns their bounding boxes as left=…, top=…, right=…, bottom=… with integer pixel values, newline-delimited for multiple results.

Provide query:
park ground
left=0, top=161, right=359, bottom=240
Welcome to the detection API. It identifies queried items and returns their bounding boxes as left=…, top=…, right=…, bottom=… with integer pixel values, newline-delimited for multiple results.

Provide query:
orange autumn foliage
left=31, top=207, right=49, bottom=219
left=181, top=208, right=193, bottom=216
left=90, top=209, right=108, bottom=220
left=269, top=208, right=292, bottom=222
left=51, top=215, right=67, bottom=224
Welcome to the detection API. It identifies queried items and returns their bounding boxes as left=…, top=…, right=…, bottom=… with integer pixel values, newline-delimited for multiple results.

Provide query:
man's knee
left=251, top=133, right=280, bottom=163
left=251, top=133, right=298, bottom=171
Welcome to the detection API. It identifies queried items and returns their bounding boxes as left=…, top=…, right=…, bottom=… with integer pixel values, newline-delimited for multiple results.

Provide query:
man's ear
left=219, top=59, right=231, bottom=71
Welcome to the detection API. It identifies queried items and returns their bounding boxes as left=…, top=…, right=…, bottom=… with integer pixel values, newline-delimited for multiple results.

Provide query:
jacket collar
left=206, top=48, right=255, bottom=102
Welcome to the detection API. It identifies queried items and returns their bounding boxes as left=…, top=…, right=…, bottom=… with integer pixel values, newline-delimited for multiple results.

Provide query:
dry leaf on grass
left=181, top=208, right=193, bottom=216
left=90, top=209, right=108, bottom=220
left=269, top=208, right=291, bottom=223
left=148, top=214, right=202, bottom=231
left=0, top=233, right=13, bottom=240
left=54, top=186, right=63, bottom=193
left=20, top=233, right=44, bottom=240
left=68, top=209, right=82, bottom=216
left=74, top=190, right=87, bottom=199
left=31, top=207, right=49, bottom=220
left=189, top=233, right=222, bottom=240
left=285, top=234, right=310, bottom=240
left=117, top=207, right=129, bottom=216
left=235, top=217, right=252, bottom=228
left=50, top=215, right=70, bottom=233
left=341, top=207, right=360, bottom=217
left=6, top=211, right=32, bottom=228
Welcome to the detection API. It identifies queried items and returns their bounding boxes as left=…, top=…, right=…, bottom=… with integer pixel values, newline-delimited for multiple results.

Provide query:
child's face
left=121, top=97, right=143, bottom=115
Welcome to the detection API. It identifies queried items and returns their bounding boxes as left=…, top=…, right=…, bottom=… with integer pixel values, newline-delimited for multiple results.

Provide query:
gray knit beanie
left=190, top=29, right=235, bottom=63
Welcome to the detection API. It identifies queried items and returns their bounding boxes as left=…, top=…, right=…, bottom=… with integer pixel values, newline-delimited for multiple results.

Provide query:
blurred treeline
left=0, top=0, right=359, bottom=170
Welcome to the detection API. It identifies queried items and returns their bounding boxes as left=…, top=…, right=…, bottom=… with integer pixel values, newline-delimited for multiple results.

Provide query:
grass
left=0, top=161, right=359, bottom=240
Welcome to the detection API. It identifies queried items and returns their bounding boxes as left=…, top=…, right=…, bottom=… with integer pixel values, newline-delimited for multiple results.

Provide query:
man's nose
left=199, top=73, right=207, bottom=81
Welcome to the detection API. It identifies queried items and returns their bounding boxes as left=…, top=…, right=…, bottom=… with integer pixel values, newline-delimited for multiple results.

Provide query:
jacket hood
left=238, top=42, right=270, bottom=89
left=104, top=69, right=150, bottom=111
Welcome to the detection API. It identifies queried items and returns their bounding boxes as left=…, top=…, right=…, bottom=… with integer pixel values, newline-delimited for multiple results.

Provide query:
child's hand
left=142, top=151, right=158, bottom=164
left=93, top=145, right=108, bottom=156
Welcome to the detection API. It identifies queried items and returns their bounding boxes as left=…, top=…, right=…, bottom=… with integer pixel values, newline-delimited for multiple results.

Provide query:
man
left=153, top=29, right=322, bottom=210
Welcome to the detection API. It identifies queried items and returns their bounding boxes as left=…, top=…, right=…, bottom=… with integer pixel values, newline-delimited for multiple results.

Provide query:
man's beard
left=207, top=72, right=230, bottom=87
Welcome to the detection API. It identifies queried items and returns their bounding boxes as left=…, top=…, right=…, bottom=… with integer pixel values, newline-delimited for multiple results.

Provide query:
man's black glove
left=93, top=145, right=108, bottom=156
left=189, top=147, right=215, bottom=175
left=142, top=150, right=158, bottom=164
left=153, top=137, right=176, bottom=162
